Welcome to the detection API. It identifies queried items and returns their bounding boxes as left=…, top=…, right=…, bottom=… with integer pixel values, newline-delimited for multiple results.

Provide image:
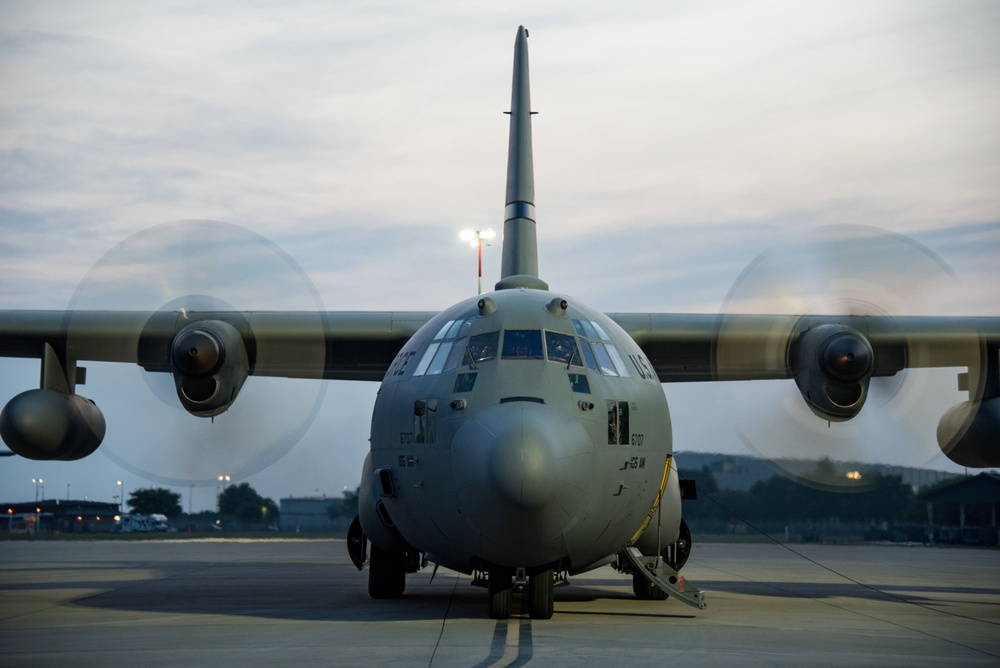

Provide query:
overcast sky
left=2, top=1, right=998, bottom=511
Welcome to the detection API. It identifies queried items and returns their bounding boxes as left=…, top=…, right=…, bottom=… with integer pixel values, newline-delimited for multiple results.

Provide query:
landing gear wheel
left=487, top=564, right=514, bottom=619
left=663, top=518, right=692, bottom=570
left=528, top=569, right=554, bottom=619
left=633, top=573, right=669, bottom=601
left=368, top=544, right=406, bottom=599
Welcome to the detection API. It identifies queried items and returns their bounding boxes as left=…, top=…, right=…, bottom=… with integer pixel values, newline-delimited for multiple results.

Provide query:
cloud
left=1, top=1, right=998, bottom=506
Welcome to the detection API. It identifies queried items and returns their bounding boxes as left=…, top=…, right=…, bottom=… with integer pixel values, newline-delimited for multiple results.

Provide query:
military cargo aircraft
left=1, top=27, right=998, bottom=620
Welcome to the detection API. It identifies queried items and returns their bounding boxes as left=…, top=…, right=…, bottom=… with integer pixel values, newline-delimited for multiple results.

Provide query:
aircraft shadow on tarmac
left=14, top=561, right=999, bottom=622
left=9, top=561, right=700, bottom=622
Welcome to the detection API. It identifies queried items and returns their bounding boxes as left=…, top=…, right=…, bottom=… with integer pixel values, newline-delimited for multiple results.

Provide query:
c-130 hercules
left=1, top=26, right=998, bottom=620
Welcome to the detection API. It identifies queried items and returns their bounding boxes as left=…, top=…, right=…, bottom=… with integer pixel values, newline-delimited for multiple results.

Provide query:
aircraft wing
left=610, top=313, right=1000, bottom=382
left=0, top=309, right=436, bottom=382
left=611, top=312, right=1000, bottom=467
left=0, top=307, right=434, bottom=465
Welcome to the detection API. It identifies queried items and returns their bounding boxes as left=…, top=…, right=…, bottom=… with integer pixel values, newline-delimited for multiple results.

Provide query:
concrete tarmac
left=1, top=539, right=998, bottom=667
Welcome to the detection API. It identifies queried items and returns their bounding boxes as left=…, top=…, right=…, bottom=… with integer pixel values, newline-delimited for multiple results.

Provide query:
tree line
left=679, top=464, right=921, bottom=525
left=126, top=483, right=279, bottom=529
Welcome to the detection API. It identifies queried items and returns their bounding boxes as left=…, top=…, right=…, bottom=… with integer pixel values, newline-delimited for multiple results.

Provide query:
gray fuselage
left=363, top=287, right=680, bottom=575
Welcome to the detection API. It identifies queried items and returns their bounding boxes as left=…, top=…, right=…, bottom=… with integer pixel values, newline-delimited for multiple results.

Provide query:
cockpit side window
left=592, top=342, right=618, bottom=376
left=415, top=318, right=479, bottom=376
left=425, top=342, right=453, bottom=375
left=572, top=319, right=631, bottom=378
left=413, top=342, right=440, bottom=376
left=502, top=330, right=544, bottom=360
left=579, top=339, right=600, bottom=372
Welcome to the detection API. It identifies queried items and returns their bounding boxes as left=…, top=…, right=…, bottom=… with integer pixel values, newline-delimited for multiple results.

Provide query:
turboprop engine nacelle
left=791, top=324, right=874, bottom=422
left=170, top=320, right=249, bottom=417
left=937, top=397, right=1000, bottom=468
left=0, top=389, right=106, bottom=460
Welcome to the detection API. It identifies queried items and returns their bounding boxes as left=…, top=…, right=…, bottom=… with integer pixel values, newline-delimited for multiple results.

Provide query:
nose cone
left=451, top=401, right=594, bottom=565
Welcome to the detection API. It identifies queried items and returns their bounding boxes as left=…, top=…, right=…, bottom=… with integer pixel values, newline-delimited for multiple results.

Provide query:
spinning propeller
left=66, top=220, right=328, bottom=488
left=716, top=224, right=981, bottom=490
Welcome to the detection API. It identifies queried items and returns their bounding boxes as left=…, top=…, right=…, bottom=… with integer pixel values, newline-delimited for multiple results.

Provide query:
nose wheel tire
left=488, top=564, right=514, bottom=619
left=528, top=569, right=554, bottom=619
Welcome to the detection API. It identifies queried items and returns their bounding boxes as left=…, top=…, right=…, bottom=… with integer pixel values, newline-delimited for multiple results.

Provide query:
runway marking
left=473, top=600, right=533, bottom=668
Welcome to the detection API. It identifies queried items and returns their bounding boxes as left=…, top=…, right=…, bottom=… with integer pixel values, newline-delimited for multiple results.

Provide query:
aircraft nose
left=452, top=401, right=593, bottom=511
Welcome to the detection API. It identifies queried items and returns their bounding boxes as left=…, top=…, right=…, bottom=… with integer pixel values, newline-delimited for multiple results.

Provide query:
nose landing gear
left=480, top=564, right=559, bottom=619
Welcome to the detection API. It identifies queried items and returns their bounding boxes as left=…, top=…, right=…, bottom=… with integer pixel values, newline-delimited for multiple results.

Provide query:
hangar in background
left=280, top=496, right=345, bottom=532
left=2, top=500, right=119, bottom=534
left=921, top=472, right=1000, bottom=545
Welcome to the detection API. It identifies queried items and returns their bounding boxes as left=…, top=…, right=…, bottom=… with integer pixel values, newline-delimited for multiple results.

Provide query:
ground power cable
left=427, top=570, right=462, bottom=668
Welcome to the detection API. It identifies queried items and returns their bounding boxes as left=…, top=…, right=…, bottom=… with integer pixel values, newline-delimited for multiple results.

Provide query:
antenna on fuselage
left=496, top=26, right=549, bottom=292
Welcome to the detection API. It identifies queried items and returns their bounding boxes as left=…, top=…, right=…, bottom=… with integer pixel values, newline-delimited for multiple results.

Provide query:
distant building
left=920, top=472, right=1000, bottom=546
left=280, top=496, right=344, bottom=532
left=675, top=452, right=961, bottom=492
left=2, top=500, right=120, bottom=534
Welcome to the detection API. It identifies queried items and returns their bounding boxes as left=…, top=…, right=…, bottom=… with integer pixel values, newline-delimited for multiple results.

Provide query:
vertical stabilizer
left=496, top=26, right=548, bottom=291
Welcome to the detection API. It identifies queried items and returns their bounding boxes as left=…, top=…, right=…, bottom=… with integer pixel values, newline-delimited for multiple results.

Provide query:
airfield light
left=460, top=229, right=495, bottom=295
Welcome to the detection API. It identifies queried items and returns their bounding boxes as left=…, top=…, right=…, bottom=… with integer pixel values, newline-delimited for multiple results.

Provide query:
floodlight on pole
left=460, top=229, right=495, bottom=295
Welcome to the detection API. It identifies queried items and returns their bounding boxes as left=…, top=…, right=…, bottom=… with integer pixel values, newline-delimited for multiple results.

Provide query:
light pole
left=460, top=229, right=495, bottom=295
left=217, top=475, right=230, bottom=511
left=32, top=478, right=43, bottom=503
left=117, top=480, right=123, bottom=515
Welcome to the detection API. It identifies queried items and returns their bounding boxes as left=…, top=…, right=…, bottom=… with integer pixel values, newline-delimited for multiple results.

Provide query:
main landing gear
left=368, top=544, right=407, bottom=599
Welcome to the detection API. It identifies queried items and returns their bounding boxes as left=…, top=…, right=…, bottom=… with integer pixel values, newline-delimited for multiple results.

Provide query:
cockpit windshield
left=464, top=331, right=500, bottom=365
left=544, top=331, right=582, bottom=366
left=412, top=320, right=627, bottom=378
left=501, top=330, right=544, bottom=360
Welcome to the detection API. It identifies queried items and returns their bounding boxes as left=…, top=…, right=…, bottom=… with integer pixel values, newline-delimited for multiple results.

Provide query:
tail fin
left=496, top=26, right=548, bottom=291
